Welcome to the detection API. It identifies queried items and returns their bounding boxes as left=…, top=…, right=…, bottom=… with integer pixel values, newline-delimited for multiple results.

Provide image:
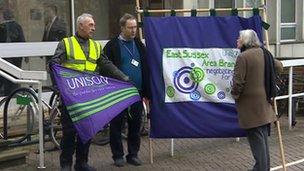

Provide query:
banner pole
left=137, top=0, right=152, bottom=163
left=263, top=0, right=285, bottom=168
left=135, top=0, right=143, bottom=40
left=136, top=7, right=264, bottom=14
left=149, top=138, right=153, bottom=164
left=274, top=99, right=287, bottom=171
left=37, top=82, right=45, bottom=169
left=148, top=118, right=153, bottom=164
left=261, top=0, right=270, bottom=49
left=171, top=139, right=174, bottom=157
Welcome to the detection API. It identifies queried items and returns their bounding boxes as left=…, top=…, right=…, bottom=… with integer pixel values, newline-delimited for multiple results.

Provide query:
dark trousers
left=59, top=105, right=91, bottom=167
left=246, top=124, right=270, bottom=171
left=0, top=58, right=22, bottom=96
left=110, top=101, right=143, bottom=160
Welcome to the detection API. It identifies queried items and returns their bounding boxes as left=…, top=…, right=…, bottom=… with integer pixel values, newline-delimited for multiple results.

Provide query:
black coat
left=103, top=37, right=151, bottom=99
left=0, top=20, right=25, bottom=42
left=0, top=20, right=25, bottom=67
left=42, top=16, right=67, bottom=41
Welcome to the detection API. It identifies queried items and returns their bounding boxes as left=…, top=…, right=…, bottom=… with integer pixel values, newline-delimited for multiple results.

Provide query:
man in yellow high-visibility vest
left=50, top=13, right=129, bottom=171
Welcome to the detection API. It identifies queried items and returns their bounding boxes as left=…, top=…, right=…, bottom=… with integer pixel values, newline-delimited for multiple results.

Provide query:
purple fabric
left=51, top=64, right=140, bottom=143
left=143, top=16, right=263, bottom=138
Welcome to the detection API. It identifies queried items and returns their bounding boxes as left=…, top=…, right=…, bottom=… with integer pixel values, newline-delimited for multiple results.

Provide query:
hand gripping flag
left=50, top=63, right=140, bottom=143
left=144, top=15, right=263, bottom=138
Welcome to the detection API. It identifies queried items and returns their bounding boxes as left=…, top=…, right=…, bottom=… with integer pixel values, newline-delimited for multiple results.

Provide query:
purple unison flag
left=51, top=63, right=140, bottom=143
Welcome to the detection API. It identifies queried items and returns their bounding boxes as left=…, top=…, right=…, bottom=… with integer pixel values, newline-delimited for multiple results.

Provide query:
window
left=75, top=0, right=111, bottom=39
left=215, top=0, right=234, bottom=16
left=242, top=0, right=262, bottom=18
left=243, top=0, right=261, bottom=8
left=0, top=0, right=71, bottom=42
left=281, top=0, right=296, bottom=41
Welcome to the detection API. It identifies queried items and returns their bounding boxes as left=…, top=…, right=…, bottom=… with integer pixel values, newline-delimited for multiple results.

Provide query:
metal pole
left=37, top=82, right=45, bottom=169
left=171, top=139, right=174, bottom=157
left=149, top=138, right=153, bottom=164
left=137, top=7, right=264, bottom=14
left=288, top=67, right=293, bottom=130
left=209, top=0, right=214, bottom=9
left=71, top=0, right=75, bottom=34
left=276, top=0, right=281, bottom=57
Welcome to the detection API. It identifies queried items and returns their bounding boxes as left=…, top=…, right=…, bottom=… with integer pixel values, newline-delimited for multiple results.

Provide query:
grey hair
left=76, top=13, right=93, bottom=26
left=119, top=13, right=136, bottom=27
left=239, top=29, right=261, bottom=48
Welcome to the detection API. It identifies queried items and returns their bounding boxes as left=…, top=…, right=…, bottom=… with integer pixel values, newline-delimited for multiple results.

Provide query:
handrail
left=0, top=58, right=46, bottom=169
left=276, top=60, right=304, bottom=130
left=0, top=41, right=108, bottom=58
left=281, top=59, right=304, bottom=67
left=0, top=58, right=47, bottom=80
left=0, top=42, right=58, bottom=58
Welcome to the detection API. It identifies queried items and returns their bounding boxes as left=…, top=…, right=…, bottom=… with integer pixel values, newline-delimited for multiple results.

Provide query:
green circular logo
left=204, top=83, right=216, bottom=95
left=166, top=86, right=175, bottom=98
left=190, top=67, right=205, bottom=83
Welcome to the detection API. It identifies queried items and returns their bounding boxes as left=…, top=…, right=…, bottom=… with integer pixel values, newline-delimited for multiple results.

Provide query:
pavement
left=2, top=115, right=304, bottom=171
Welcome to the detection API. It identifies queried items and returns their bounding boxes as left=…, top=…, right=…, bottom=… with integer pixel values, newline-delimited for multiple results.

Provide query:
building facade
left=0, top=0, right=303, bottom=77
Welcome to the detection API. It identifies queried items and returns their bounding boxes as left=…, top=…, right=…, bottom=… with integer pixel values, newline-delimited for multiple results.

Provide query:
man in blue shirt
left=103, top=13, right=150, bottom=167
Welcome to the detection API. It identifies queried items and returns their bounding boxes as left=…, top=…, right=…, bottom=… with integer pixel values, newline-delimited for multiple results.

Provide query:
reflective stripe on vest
left=63, top=36, right=101, bottom=72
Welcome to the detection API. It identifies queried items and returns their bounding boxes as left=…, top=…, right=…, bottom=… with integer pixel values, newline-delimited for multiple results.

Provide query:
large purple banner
left=144, top=16, right=263, bottom=138
left=51, top=64, right=140, bottom=143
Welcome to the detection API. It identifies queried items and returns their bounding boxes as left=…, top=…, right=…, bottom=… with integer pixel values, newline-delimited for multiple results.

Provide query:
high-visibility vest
left=63, top=36, right=101, bottom=72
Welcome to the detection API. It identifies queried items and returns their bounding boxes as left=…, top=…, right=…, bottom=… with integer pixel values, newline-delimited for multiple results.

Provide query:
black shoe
left=127, top=157, right=142, bottom=166
left=140, top=128, right=149, bottom=136
left=292, top=121, right=297, bottom=127
left=74, top=163, right=96, bottom=171
left=60, top=165, right=72, bottom=171
left=114, top=158, right=125, bottom=167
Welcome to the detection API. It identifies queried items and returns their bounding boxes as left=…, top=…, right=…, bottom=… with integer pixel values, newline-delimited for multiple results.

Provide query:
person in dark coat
left=231, top=29, right=283, bottom=171
left=42, top=4, right=67, bottom=66
left=103, top=13, right=151, bottom=167
left=0, top=9, right=25, bottom=96
left=42, top=4, right=67, bottom=42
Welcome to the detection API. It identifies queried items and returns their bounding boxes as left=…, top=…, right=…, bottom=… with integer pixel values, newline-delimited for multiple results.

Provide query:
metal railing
left=0, top=58, right=47, bottom=169
left=277, top=59, right=304, bottom=130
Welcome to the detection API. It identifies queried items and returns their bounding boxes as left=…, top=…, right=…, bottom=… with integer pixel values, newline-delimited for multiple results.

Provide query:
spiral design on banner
left=190, top=90, right=201, bottom=100
left=173, top=66, right=198, bottom=94
left=204, top=83, right=216, bottom=95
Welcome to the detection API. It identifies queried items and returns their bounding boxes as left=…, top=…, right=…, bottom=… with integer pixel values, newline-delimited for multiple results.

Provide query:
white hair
left=76, top=13, right=93, bottom=27
left=239, top=29, right=261, bottom=48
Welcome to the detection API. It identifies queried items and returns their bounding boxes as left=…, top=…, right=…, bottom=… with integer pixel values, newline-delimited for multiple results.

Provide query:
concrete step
left=0, top=147, right=29, bottom=169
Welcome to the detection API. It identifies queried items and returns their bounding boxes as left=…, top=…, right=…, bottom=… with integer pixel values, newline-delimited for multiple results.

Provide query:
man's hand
left=142, top=97, right=150, bottom=114
left=123, top=76, right=130, bottom=82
